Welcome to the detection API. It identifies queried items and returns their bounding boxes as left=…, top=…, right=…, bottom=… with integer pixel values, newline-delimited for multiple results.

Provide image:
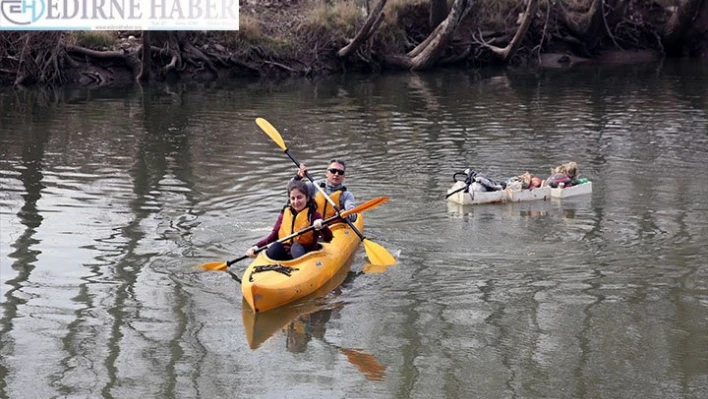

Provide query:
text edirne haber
left=44, top=0, right=238, bottom=20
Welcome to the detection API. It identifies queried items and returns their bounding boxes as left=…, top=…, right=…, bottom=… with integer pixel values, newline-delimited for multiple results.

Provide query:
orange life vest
left=278, top=204, right=316, bottom=246
left=314, top=185, right=346, bottom=219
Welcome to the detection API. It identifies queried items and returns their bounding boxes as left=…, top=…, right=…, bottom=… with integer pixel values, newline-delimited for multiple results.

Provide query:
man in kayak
left=292, top=159, right=357, bottom=222
left=246, top=180, right=333, bottom=260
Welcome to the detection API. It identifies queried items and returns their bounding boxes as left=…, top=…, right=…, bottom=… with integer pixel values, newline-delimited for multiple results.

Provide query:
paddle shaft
left=198, top=196, right=387, bottom=273
left=228, top=211, right=348, bottom=268
left=445, top=184, right=468, bottom=199
left=285, top=150, right=371, bottom=243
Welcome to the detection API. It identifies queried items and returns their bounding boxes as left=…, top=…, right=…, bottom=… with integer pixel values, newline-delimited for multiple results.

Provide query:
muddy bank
left=1, top=0, right=706, bottom=88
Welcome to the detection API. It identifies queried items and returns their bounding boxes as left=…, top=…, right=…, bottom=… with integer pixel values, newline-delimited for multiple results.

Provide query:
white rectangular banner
left=0, top=0, right=239, bottom=30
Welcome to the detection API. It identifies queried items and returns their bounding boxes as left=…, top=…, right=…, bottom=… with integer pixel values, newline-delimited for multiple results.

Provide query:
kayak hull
left=241, top=215, right=363, bottom=313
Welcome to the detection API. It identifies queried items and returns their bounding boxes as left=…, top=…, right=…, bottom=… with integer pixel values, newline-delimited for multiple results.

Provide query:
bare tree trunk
left=409, top=0, right=473, bottom=70
left=338, top=0, right=388, bottom=58
left=429, top=0, right=449, bottom=30
left=138, top=31, right=151, bottom=82
left=476, top=0, right=538, bottom=61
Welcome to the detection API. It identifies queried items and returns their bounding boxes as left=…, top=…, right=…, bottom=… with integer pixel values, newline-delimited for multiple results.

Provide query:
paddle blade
left=195, top=261, right=228, bottom=272
left=255, top=118, right=287, bottom=151
left=362, top=239, right=397, bottom=266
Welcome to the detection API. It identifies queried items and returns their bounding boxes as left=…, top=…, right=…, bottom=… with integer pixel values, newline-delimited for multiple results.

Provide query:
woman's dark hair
left=285, top=179, right=316, bottom=214
left=287, top=179, right=311, bottom=198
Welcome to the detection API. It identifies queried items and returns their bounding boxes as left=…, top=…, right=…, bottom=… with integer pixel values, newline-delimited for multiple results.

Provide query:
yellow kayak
left=241, top=215, right=364, bottom=313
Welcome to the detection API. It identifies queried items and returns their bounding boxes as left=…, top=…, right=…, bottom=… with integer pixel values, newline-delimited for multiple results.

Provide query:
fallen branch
left=66, top=45, right=126, bottom=60
left=263, top=60, right=295, bottom=72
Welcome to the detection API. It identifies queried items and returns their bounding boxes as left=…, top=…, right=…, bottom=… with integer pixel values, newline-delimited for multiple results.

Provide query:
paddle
left=255, top=117, right=397, bottom=266
left=196, top=196, right=389, bottom=272
left=445, top=184, right=468, bottom=199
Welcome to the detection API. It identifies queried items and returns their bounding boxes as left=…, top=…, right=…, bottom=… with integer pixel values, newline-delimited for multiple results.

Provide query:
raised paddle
left=255, top=117, right=397, bottom=266
left=196, top=196, right=389, bottom=272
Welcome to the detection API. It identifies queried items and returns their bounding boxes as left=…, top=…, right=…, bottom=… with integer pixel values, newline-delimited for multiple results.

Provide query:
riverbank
left=1, top=0, right=707, bottom=88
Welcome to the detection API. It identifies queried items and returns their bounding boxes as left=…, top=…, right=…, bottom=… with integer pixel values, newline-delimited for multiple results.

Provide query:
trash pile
left=446, top=161, right=592, bottom=204
left=506, top=171, right=543, bottom=190
left=451, top=169, right=506, bottom=193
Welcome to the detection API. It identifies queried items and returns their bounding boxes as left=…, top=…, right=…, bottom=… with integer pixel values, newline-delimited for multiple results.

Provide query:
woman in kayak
left=246, top=180, right=333, bottom=261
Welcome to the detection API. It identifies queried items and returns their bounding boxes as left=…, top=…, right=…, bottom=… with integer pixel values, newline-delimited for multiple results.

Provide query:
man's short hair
left=329, top=159, right=346, bottom=171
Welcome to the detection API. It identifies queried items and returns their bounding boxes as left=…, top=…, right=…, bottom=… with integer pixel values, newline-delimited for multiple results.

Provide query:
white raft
left=446, top=181, right=507, bottom=205
left=506, top=186, right=551, bottom=202
left=446, top=181, right=552, bottom=205
left=549, top=181, right=593, bottom=198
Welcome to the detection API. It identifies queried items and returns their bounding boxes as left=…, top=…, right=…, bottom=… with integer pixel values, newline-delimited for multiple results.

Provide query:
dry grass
left=239, top=14, right=265, bottom=42
left=300, top=1, right=363, bottom=38
left=72, top=31, right=115, bottom=49
left=210, top=15, right=265, bottom=50
left=207, top=15, right=300, bottom=58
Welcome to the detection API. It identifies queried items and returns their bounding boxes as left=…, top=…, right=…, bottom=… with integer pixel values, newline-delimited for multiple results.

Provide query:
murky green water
left=1, top=61, right=707, bottom=399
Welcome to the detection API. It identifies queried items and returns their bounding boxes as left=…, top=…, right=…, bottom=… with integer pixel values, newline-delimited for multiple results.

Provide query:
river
left=1, top=60, right=707, bottom=399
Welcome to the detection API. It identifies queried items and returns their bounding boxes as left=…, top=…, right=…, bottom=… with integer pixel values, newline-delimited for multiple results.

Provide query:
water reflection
left=241, top=262, right=353, bottom=350
left=0, top=99, right=50, bottom=395
left=446, top=196, right=593, bottom=219
left=1, top=60, right=707, bottom=398
left=242, top=263, right=387, bottom=381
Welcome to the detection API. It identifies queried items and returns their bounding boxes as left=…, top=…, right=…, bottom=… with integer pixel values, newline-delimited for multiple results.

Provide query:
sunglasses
left=328, top=168, right=345, bottom=176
